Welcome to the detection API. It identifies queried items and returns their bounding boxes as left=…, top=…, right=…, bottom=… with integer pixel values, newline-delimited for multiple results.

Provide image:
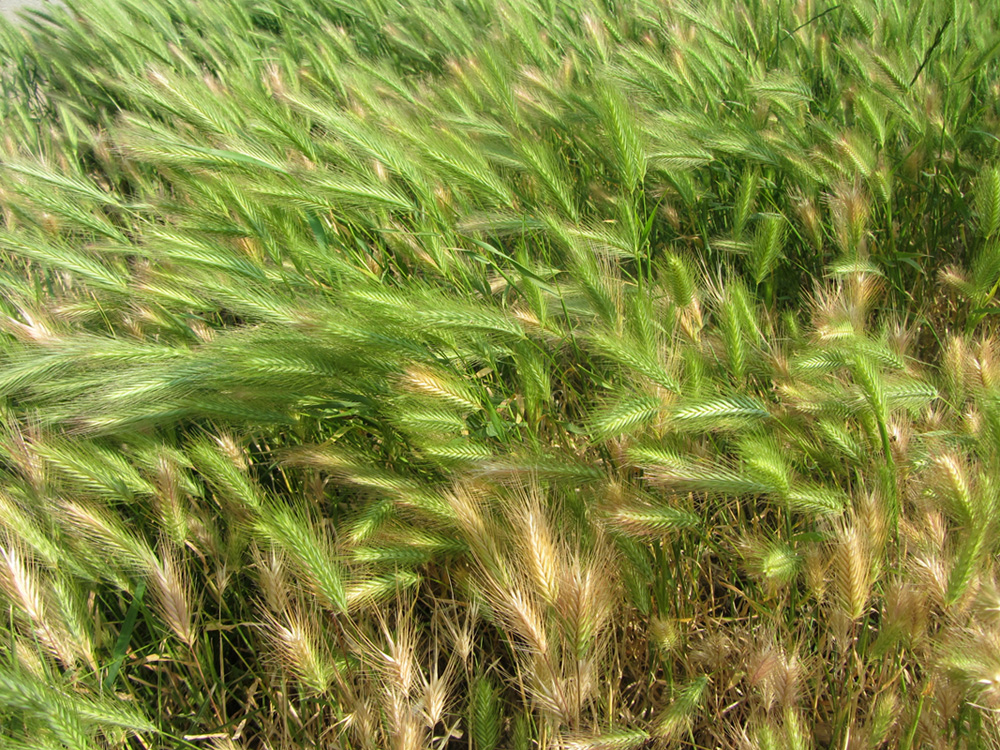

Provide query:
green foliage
left=468, top=672, right=503, bottom=750
left=1, top=0, right=1000, bottom=747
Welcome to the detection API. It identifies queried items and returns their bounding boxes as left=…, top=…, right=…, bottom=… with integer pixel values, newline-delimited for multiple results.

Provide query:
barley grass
left=2, top=0, right=1000, bottom=746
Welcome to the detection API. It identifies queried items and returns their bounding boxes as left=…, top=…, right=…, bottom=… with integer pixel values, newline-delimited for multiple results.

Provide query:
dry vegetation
left=1, top=0, right=1000, bottom=747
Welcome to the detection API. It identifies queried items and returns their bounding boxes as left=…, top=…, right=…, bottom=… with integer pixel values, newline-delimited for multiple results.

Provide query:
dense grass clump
left=1, top=0, right=1000, bottom=746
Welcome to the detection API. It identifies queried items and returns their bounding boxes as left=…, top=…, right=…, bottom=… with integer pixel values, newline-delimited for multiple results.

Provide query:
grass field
left=2, top=0, right=1000, bottom=747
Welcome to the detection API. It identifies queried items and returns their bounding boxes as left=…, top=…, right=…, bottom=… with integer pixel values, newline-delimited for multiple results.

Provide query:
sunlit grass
left=1, top=0, right=1000, bottom=747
